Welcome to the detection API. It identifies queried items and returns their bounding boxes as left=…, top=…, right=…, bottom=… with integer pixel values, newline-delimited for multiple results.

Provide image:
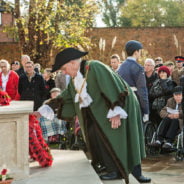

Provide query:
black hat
left=125, top=40, right=143, bottom=55
left=52, top=48, right=88, bottom=72
left=173, top=86, right=183, bottom=95
left=175, top=56, right=184, bottom=63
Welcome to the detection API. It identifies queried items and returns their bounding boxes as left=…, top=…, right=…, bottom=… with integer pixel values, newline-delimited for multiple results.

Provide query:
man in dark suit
left=118, top=40, right=151, bottom=183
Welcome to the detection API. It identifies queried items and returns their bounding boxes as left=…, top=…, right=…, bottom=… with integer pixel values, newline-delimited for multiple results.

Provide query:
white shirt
left=1, top=71, right=10, bottom=91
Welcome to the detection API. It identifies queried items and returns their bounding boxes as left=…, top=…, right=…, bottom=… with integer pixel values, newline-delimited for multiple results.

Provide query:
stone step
left=12, top=150, right=139, bottom=184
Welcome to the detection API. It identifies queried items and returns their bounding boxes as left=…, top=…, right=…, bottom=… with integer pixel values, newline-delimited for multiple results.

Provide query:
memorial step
left=12, top=150, right=139, bottom=184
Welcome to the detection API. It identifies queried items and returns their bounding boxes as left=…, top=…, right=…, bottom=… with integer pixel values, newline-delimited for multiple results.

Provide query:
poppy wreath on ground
left=0, top=91, right=11, bottom=106
left=29, top=115, right=53, bottom=167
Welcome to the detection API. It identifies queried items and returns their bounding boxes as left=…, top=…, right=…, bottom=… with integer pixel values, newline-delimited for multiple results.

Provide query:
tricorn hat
left=172, top=86, right=183, bottom=95
left=52, top=48, right=88, bottom=72
left=175, top=56, right=184, bottom=62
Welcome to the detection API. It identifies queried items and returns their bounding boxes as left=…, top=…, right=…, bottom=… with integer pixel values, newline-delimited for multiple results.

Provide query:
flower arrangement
left=0, top=165, right=13, bottom=184
left=0, top=90, right=11, bottom=106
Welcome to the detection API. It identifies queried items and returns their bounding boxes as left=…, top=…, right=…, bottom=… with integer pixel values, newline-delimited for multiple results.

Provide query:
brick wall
left=0, top=12, right=14, bottom=42
left=1, top=27, right=184, bottom=66
left=85, top=27, right=184, bottom=65
left=0, top=42, right=21, bottom=62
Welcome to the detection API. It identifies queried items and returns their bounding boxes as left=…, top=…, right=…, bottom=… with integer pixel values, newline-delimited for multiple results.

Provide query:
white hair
left=0, top=59, right=10, bottom=70
left=21, top=55, right=30, bottom=62
left=144, top=58, right=155, bottom=66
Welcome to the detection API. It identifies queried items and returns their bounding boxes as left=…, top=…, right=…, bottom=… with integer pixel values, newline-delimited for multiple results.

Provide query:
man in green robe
left=38, top=48, right=146, bottom=184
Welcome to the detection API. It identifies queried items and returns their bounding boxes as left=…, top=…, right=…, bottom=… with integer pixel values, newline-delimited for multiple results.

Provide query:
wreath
left=29, top=115, right=53, bottom=167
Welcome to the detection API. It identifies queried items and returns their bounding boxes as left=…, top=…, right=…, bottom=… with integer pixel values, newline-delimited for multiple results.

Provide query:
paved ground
left=12, top=150, right=184, bottom=184
left=12, top=150, right=138, bottom=184
left=142, top=154, right=184, bottom=184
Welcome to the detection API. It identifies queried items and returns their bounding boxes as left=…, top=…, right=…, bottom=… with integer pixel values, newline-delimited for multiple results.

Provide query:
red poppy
left=85, top=65, right=90, bottom=70
left=1, top=169, right=7, bottom=175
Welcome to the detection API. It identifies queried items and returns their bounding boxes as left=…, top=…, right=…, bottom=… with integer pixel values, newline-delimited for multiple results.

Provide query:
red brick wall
left=0, top=42, right=21, bottom=63
left=0, top=12, right=14, bottom=42
left=85, top=27, right=184, bottom=65
left=1, top=27, right=184, bottom=66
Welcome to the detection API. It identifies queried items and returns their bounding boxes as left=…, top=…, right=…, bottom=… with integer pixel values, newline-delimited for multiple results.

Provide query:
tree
left=98, top=0, right=125, bottom=27
left=5, top=0, right=98, bottom=66
left=119, top=0, right=184, bottom=27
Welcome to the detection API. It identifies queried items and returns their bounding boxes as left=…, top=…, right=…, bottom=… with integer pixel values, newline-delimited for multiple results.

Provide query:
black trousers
left=158, top=117, right=179, bottom=142
left=83, top=109, right=119, bottom=173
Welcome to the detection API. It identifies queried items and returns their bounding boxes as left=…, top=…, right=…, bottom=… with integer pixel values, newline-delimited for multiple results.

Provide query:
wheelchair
left=143, top=120, right=157, bottom=155
left=175, top=128, right=184, bottom=161
left=144, top=120, right=184, bottom=161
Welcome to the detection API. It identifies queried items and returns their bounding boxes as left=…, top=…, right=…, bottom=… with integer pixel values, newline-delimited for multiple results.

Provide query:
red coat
left=0, top=70, right=20, bottom=100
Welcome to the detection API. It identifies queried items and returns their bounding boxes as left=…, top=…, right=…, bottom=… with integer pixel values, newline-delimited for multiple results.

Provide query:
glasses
left=144, top=64, right=153, bottom=67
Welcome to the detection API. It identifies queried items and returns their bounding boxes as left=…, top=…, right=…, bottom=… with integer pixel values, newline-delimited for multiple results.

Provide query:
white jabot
left=107, top=106, right=128, bottom=119
left=38, top=104, right=54, bottom=120
left=73, top=71, right=93, bottom=109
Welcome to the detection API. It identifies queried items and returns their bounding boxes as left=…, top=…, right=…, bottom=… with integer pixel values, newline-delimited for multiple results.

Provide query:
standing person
left=0, top=59, right=20, bottom=100
left=43, top=68, right=55, bottom=99
left=34, top=63, right=42, bottom=74
left=35, top=48, right=146, bottom=184
left=17, top=55, right=31, bottom=76
left=172, top=56, right=184, bottom=85
left=164, top=61, right=175, bottom=76
left=155, top=57, right=163, bottom=65
left=110, top=54, right=121, bottom=72
left=118, top=40, right=151, bottom=183
left=11, top=61, right=20, bottom=71
left=18, top=61, right=46, bottom=111
left=144, top=58, right=158, bottom=92
left=144, top=58, right=158, bottom=124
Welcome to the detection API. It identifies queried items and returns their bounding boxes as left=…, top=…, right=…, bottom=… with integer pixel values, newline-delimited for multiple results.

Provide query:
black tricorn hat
left=52, top=48, right=88, bottom=72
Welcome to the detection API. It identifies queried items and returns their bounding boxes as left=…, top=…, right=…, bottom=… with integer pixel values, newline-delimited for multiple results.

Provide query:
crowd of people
left=0, top=40, right=184, bottom=183
left=0, top=55, right=70, bottom=110
left=110, top=50, right=184, bottom=151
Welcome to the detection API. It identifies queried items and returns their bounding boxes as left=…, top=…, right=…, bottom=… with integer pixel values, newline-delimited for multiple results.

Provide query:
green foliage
left=98, top=0, right=125, bottom=27
left=4, top=0, right=98, bottom=66
left=119, top=0, right=184, bottom=27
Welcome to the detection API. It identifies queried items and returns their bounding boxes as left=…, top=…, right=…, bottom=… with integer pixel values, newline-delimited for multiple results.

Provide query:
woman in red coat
left=0, top=59, right=20, bottom=100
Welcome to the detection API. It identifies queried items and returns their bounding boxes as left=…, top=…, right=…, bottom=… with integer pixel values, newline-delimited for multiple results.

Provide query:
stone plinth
left=0, top=101, right=33, bottom=180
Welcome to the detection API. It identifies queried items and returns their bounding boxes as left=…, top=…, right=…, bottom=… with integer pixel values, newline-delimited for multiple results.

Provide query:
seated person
left=39, top=88, right=67, bottom=141
left=153, top=86, right=183, bottom=149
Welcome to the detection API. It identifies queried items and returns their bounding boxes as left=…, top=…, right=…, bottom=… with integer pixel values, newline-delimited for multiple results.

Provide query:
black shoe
left=100, top=171, right=122, bottom=180
left=92, top=163, right=106, bottom=173
left=136, top=175, right=151, bottom=183
left=96, top=165, right=106, bottom=173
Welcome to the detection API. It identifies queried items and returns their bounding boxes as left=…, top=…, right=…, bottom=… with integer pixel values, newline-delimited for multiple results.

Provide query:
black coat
left=149, top=78, right=176, bottom=111
left=18, top=72, right=46, bottom=110
left=145, top=72, right=158, bottom=93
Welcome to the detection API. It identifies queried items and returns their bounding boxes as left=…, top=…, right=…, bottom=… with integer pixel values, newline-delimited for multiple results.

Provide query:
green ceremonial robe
left=56, top=60, right=145, bottom=178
